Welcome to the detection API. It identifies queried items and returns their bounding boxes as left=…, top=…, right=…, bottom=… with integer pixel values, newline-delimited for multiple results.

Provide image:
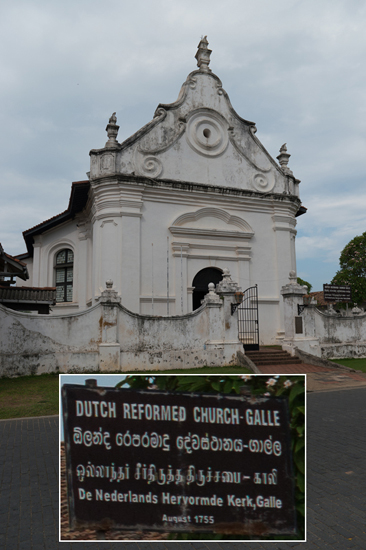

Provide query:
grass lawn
left=0, top=366, right=252, bottom=419
left=124, top=366, right=252, bottom=374
left=0, top=373, right=60, bottom=419
left=330, top=357, right=366, bottom=373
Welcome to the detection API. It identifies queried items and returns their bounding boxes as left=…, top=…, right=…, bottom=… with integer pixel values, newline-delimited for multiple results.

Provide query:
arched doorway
left=192, top=267, right=223, bottom=310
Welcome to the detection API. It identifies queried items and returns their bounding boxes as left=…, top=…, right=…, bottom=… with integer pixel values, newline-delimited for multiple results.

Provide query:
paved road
left=1, top=387, right=365, bottom=549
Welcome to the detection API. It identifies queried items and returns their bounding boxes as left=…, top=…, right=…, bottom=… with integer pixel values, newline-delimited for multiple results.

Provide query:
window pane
left=56, top=269, right=65, bottom=283
left=66, top=285, right=73, bottom=302
left=56, top=286, right=65, bottom=302
left=66, top=267, right=73, bottom=282
left=67, top=250, right=74, bottom=263
left=56, top=250, right=66, bottom=264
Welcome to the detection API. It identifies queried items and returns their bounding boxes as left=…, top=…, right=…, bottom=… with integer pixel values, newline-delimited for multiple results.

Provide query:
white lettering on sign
left=245, top=409, right=280, bottom=426
left=76, top=400, right=116, bottom=418
left=193, top=407, right=240, bottom=424
left=123, top=403, right=186, bottom=421
left=161, top=493, right=224, bottom=507
left=95, top=489, right=158, bottom=504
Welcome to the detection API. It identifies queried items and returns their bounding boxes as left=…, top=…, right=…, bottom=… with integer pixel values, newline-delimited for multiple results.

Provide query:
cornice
left=91, top=173, right=302, bottom=207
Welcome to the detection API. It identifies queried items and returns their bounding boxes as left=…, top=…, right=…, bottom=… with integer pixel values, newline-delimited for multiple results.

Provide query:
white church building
left=18, top=38, right=305, bottom=345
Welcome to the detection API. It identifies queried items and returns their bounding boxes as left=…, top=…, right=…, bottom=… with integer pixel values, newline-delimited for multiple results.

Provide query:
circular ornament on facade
left=186, top=111, right=229, bottom=157
left=139, top=155, right=163, bottom=178
left=252, top=172, right=275, bottom=193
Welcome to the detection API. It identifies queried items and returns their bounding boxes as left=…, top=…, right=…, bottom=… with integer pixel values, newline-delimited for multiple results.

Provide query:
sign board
left=62, top=383, right=297, bottom=535
left=323, top=284, right=352, bottom=303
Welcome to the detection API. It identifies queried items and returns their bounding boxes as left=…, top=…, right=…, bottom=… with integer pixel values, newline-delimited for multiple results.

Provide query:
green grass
left=124, top=366, right=252, bottom=374
left=0, top=366, right=252, bottom=419
left=330, top=358, right=366, bottom=373
left=0, top=373, right=60, bottom=419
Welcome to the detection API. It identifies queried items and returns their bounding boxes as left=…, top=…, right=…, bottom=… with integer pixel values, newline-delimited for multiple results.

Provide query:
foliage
left=118, top=374, right=305, bottom=541
left=331, top=231, right=366, bottom=304
left=297, top=277, right=312, bottom=293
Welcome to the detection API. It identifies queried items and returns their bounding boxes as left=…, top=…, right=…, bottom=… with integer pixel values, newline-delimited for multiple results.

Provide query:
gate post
left=99, top=280, right=121, bottom=371
left=281, top=271, right=307, bottom=341
left=215, top=268, right=243, bottom=344
left=280, top=271, right=320, bottom=356
left=202, top=274, right=242, bottom=363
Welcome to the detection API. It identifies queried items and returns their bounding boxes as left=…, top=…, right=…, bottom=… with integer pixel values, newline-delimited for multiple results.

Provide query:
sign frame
left=323, top=284, right=352, bottom=303
left=61, top=381, right=300, bottom=536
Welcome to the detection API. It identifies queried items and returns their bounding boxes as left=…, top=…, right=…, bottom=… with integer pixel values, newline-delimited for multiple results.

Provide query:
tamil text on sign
left=62, top=383, right=297, bottom=535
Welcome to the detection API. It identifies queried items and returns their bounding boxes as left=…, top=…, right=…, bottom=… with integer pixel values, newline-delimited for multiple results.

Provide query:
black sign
left=62, top=383, right=297, bottom=535
left=323, top=284, right=352, bottom=303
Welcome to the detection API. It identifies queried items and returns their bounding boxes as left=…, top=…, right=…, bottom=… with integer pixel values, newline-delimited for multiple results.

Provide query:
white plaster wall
left=0, top=296, right=241, bottom=377
left=289, top=305, right=366, bottom=358
left=0, top=303, right=102, bottom=377
left=114, top=72, right=285, bottom=195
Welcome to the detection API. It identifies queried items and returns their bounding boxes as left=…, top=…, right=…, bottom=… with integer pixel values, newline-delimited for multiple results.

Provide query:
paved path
left=1, top=387, right=365, bottom=549
left=258, top=363, right=335, bottom=374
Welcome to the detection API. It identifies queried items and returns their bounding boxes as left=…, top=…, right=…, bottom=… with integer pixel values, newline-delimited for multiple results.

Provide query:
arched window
left=55, top=249, right=74, bottom=303
left=192, top=267, right=223, bottom=310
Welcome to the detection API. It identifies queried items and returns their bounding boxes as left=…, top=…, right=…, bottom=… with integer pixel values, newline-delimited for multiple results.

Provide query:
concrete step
left=246, top=349, right=303, bottom=366
left=249, top=359, right=303, bottom=366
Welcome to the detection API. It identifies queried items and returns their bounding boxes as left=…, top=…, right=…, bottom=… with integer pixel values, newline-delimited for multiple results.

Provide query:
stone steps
left=245, top=348, right=303, bottom=366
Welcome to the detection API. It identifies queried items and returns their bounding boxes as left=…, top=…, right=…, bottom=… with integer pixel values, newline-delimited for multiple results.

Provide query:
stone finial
left=203, top=282, right=221, bottom=304
left=195, top=36, right=212, bottom=73
left=208, top=282, right=218, bottom=296
left=289, top=270, right=297, bottom=285
left=277, top=143, right=293, bottom=176
left=100, top=280, right=121, bottom=304
left=109, top=112, right=117, bottom=124
left=105, top=112, right=119, bottom=148
left=352, top=303, right=362, bottom=315
left=216, top=268, right=241, bottom=294
left=327, top=304, right=338, bottom=316
left=281, top=271, right=307, bottom=297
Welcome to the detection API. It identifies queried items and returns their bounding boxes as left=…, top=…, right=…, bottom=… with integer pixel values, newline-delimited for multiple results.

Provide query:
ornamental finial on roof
left=277, top=143, right=293, bottom=175
left=195, top=35, right=212, bottom=73
left=105, top=112, right=119, bottom=148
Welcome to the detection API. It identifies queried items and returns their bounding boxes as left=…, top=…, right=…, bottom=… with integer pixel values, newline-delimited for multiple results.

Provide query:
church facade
left=19, top=38, right=305, bottom=344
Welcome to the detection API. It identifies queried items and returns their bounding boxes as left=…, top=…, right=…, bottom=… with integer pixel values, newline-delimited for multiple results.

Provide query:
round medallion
left=186, top=111, right=228, bottom=157
left=252, top=172, right=275, bottom=193
left=139, top=155, right=163, bottom=178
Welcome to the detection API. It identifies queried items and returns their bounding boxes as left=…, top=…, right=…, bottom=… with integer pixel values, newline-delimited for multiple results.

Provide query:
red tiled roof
left=0, top=243, right=29, bottom=279
left=306, top=291, right=328, bottom=306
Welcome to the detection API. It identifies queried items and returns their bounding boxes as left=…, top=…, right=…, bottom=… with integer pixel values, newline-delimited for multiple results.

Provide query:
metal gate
left=237, top=284, right=259, bottom=351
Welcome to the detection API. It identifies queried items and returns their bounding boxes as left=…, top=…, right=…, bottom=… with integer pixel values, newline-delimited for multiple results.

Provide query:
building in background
left=17, top=38, right=305, bottom=344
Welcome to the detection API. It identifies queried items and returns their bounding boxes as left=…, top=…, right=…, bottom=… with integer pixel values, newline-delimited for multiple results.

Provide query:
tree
left=331, top=231, right=366, bottom=304
left=297, top=277, right=312, bottom=293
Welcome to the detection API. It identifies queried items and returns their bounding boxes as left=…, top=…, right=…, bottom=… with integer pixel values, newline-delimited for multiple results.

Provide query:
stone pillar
left=281, top=271, right=320, bottom=356
left=32, top=238, right=42, bottom=287
left=98, top=280, right=121, bottom=371
left=77, top=222, right=90, bottom=309
left=203, top=269, right=243, bottom=361
left=280, top=271, right=307, bottom=340
left=173, top=244, right=189, bottom=314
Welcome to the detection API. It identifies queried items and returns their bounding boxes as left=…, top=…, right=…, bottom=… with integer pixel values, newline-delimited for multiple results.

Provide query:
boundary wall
left=281, top=273, right=366, bottom=358
left=0, top=282, right=242, bottom=377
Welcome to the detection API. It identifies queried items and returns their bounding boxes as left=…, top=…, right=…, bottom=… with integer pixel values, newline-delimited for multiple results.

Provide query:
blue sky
left=2, top=0, right=366, bottom=292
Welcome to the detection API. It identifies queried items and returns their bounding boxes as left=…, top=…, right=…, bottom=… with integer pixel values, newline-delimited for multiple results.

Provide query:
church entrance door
left=192, top=267, right=223, bottom=311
